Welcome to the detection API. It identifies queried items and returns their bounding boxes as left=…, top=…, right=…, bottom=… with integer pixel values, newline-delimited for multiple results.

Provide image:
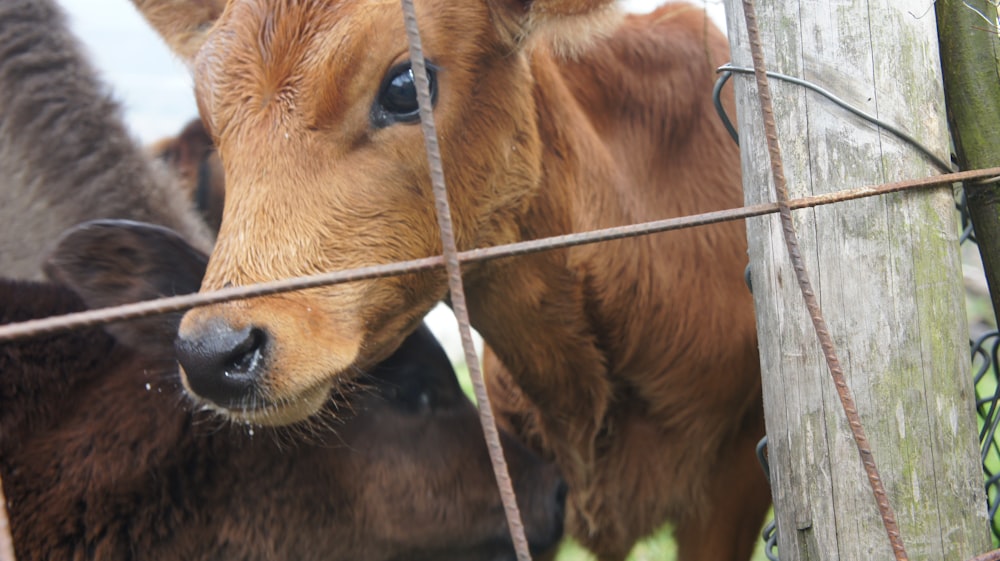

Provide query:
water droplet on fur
left=247, top=428, right=255, bottom=437
left=145, top=383, right=151, bottom=391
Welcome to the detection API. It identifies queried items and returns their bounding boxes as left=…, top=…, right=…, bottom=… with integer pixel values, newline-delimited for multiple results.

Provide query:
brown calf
left=150, top=118, right=227, bottom=232
left=133, top=1, right=768, bottom=559
left=2, top=219, right=566, bottom=561
left=0, top=0, right=213, bottom=280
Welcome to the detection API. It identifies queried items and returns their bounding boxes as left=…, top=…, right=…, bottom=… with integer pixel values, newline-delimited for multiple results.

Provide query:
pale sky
left=59, top=0, right=728, bottom=144
left=60, top=0, right=196, bottom=143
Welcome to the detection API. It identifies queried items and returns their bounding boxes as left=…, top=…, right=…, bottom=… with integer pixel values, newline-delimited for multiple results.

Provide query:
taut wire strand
left=398, top=1, right=533, bottom=559
left=970, top=548, right=1000, bottom=561
left=0, top=166, right=996, bottom=344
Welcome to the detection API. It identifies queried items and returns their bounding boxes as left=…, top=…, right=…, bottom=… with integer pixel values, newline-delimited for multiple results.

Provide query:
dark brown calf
left=1, top=220, right=565, bottom=561
left=150, top=118, right=227, bottom=233
left=133, top=1, right=768, bottom=559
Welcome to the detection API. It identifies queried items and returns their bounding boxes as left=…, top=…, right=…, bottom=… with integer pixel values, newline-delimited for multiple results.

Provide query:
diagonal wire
left=398, top=1, right=532, bottom=559
left=971, top=549, right=1000, bottom=561
left=1, top=166, right=997, bottom=344
left=740, top=0, right=909, bottom=559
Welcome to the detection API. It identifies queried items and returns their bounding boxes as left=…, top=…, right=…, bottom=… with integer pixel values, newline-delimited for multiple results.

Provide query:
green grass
left=554, top=535, right=677, bottom=561
left=553, top=529, right=773, bottom=561
left=456, top=361, right=475, bottom=401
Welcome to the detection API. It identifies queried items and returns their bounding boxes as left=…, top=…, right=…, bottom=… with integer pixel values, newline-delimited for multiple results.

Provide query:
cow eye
left=371, top=62, right=437, bottom=128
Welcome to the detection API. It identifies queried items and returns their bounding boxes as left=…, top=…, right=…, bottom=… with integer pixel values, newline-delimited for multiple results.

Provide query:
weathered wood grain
left=722, top=0, right=991, bottom=559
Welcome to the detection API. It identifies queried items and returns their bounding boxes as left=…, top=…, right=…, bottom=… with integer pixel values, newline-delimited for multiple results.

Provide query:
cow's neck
left=529, top=51, right=635, bottom=241
left=464, top=51, right=634, bottom=485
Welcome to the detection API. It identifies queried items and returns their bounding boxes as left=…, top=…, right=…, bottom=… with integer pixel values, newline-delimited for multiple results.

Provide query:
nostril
left=225, top=327, right=266, bottom=376
left=175, top=322, right=269, bottom=408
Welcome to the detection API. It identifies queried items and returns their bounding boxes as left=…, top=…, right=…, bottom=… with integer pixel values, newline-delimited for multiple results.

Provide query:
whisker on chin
left=171, top=367, right=380, bottom=449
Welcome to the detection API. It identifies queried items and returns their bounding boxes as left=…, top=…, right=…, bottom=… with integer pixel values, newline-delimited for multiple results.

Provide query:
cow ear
left=489, top=0, right=622, bottom=56
left=44, top=219, right=208, bottom=352
left=129, top=0, right=226, bottom=64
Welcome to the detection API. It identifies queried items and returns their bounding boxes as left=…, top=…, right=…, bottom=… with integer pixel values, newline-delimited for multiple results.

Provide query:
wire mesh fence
left=962, top=193, right=1000, bottom=547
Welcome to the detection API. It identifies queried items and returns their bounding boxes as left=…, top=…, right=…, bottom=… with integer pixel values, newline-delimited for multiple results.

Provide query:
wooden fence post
left=720, top=1, right=992, bottom=559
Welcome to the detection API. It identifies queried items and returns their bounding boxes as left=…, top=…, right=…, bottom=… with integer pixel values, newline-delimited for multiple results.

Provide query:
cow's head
left=37, top=219, right=568, bottom=560
left=134, top=0, right=620, bottom=423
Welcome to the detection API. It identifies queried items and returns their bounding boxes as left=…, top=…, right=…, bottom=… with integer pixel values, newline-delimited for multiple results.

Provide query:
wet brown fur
left=134, top=1, right=769, bottom=559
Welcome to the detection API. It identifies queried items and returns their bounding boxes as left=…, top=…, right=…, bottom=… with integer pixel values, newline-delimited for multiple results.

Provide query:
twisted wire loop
left=397, top=1, right=532, bottom=559
left=1, top=166, right=998, bottom=344
left=740, top=0, right=909, bottom=559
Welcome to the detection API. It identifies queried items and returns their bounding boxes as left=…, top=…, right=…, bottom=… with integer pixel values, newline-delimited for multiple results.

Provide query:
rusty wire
left=971, top=549, right=1000, bottom=561
left=740, top=0, right=909, bottom=559
left=398, top=1, right=532, bottom=559
left=0, top=165, right=997, bottom=344
left=0, top=10, right=994, bottom=561
left=0, top=7, right=994, bottom=561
